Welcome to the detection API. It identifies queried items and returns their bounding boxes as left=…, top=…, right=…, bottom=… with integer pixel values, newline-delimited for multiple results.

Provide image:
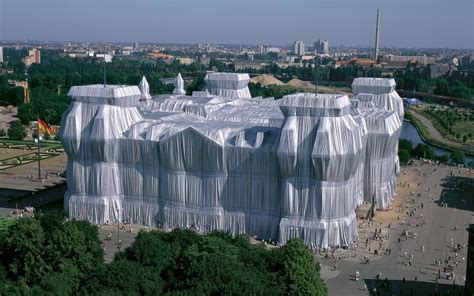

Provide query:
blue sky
left=1, top=0, right=473, bottom=49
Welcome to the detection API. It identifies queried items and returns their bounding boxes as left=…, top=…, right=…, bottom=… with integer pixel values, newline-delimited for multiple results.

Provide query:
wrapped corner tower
left=204, top=73, right=252, bottom=98
left=277, top=94, right=365, bottom=248
left=351, top=78, right=403, bottom=209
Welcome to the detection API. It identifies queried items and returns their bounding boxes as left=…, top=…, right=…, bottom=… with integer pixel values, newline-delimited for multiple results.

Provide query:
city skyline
left=1, top=0, right=473, bottom=50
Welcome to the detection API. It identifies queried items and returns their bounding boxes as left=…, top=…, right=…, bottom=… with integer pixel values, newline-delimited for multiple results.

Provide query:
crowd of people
left=317, top=159, right=472, bottom=295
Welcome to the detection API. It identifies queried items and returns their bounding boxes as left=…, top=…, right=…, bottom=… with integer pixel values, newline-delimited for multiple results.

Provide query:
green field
left=420, top=108, right=474, bottom=145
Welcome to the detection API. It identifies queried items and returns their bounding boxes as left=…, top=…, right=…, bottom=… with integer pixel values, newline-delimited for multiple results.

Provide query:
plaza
left=323, top=160, right=473, bottom=295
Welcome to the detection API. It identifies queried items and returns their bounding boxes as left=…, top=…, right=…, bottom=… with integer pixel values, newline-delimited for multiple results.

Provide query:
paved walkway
left=323, top=161, right=473, bottom=296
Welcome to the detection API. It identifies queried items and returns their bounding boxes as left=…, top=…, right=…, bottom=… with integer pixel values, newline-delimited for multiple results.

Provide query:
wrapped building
left=59, top=73, right=403, bottom=248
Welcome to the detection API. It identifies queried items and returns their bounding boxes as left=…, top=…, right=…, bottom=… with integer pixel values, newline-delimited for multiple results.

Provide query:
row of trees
left=398, top=139, right=466, bottom=166
left=248, top=82, right=305, bottom=99
left=0, top=212, right=327, bottom=295
left=0, top=48, right=222, bottom=125
left=394, top=70, right=473, bottom=100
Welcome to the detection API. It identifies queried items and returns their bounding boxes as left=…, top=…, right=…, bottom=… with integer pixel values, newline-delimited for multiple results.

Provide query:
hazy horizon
left=1, top=0, right=473, bottom=49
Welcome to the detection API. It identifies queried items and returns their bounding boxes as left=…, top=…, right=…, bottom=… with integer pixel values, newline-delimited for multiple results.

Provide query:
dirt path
left=410, top=110, right=472, bottom=153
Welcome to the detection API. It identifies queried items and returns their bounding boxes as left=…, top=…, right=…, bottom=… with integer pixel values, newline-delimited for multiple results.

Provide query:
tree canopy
left=7, top=120, right=27, bottom=140
left=0, top=213, right=327, bottom=295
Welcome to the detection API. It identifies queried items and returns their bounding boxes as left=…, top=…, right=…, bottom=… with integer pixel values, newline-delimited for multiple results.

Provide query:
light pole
left=314, top=55, right=319, bottom=94
left=117, top=208, right=123, bottom=249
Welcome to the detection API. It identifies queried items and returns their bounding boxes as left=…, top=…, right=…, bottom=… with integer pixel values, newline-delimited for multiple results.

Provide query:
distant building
left=384, top=55, right=435, bottom=65
left=425, top=63, right=450, bottom=78
left=159, top=77, right=177, bottom=85
left=95, top=54, right=113, bottom=63
left=234, top=61, right=268, bottom=71
left=8, top=80, right=30, bottom=103
left=314, top=39, right=329, bottom=54
left=22, top=48, right=41, bottom=66
left=348, top=58, right=376, bottom=68
left=177, top=57, right=194, bottom=65
left=133, top=42, right=139, bottom=49
left=29, top=49, right=41, bottom=63
left=22, top=55, right=35, bottom=67
left=267, top=47, right=281, bottom=53
left=199, top=56, right=211, bottom=66
left=0, top=46, right=3, bottom=63
left=293, top=41, right=305, bottom=56
left=148, top=51, right=174, bottom=60
left=333, top=60, right=348, bottom=69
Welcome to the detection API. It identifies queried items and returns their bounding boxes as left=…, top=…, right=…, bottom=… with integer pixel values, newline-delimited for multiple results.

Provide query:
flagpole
left=37, top=114, right=41, bottom=180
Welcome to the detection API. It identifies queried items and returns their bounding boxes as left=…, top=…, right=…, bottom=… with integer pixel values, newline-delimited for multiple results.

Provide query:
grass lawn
left=420, top=109, right=474, bottom=145
left=0, top=148, right=32, bottom=160
left=453, top=120, right=474, bottom=138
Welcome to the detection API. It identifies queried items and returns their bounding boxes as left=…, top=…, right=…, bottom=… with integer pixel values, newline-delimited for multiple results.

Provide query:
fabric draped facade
left=60, top=74, right=403, bottom=248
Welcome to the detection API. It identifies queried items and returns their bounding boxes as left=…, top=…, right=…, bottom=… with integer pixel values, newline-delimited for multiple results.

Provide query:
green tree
left=179, top=234, right=281, bottom=295
left=0, top=128, right=6, bottom=137
left=186, top=77, right=205, bottom=95
left=33, top=268, right=81, bottom=295
left=44, top=220, right=104, bottom=279
left=451, top=150, right=465, bottom=165
left=276, top=239, right=327, bottom=295
left=1, top=218, right=49, bottom=283
left=450, top=80, right=472, bottom=99
left=398, top=149, right=411, bottom=164
left=435, top=154, right=450, bottom=164
left=7, top=121, right=27, bottom=141
left=434, top=77, right=449, bottom=96
left=398, top=139, right=413, bottom=151
left=83, top=260, right=163, bottom=295
left=412, top=144, right=435, bottom=159
left=415, top=79, right=429, bottom=93
left=121, top=230, right=174, bottom=271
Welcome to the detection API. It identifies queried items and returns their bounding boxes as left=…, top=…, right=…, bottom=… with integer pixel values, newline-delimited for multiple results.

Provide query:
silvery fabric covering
left=276, top=94, right=365, bottom=248
left=60, top=75, right=403, bottom=248
left=204, top=73, right=252, bottom=99
left=139, top=76, right=151, bottom=101
left=352, top=78, right=404, bottom=120
left=351, top=77, right=403, bottom=209
left=172, top=73, right=186, bottom=95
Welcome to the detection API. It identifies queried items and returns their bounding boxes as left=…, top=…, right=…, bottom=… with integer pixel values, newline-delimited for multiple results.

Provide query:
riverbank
left=405, top=111, right=474, bottom=158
